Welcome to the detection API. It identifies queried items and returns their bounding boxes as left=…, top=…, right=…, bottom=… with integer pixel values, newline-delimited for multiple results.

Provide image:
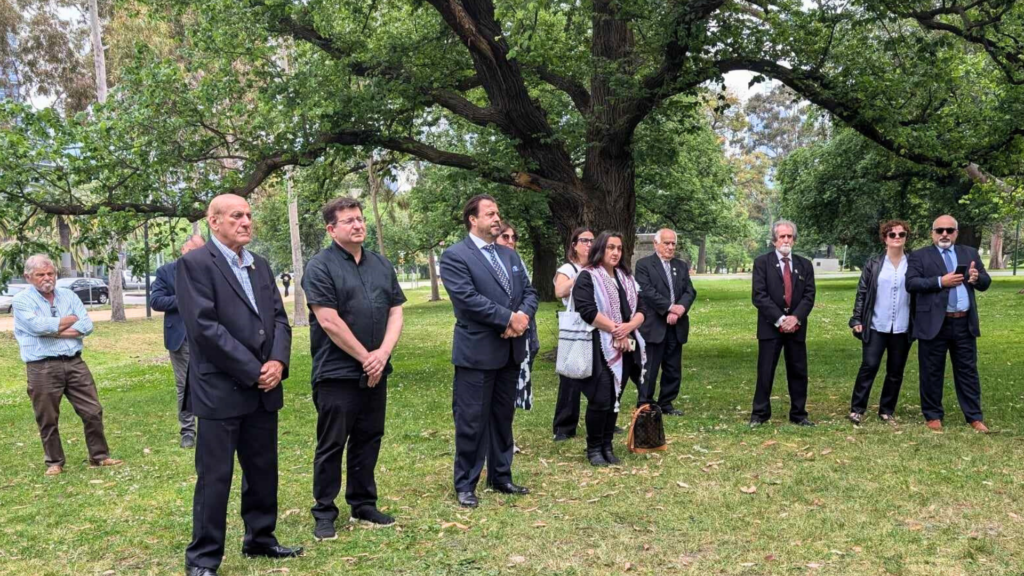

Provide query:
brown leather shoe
left=925, top=420, right=942, bottom=431
left=44, top=465, right=63, bottom=476
left=89, top=458, right=124, bottom=468
left=970, top=421, right=990, bottom=433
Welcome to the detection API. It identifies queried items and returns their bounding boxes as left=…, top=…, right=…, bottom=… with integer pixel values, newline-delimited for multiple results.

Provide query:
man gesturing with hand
left=303, top=197, right=406, bottom=540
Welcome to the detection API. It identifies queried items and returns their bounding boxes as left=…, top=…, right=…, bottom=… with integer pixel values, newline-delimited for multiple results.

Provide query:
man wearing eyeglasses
left=302, top=197, right=406, bottom=540
left=907, top=215, right=991, bottom=432
left=11, top=254, right=123, bottom=476
left=635, top=228, right=696, bottom=415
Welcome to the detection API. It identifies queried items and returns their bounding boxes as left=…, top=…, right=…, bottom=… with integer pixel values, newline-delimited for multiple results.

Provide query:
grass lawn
left=1, top=278, right=1023, bottom=575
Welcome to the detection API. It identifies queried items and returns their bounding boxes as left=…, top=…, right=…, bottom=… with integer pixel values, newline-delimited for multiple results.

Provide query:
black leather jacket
left=850, top=253, right=915, bottom=344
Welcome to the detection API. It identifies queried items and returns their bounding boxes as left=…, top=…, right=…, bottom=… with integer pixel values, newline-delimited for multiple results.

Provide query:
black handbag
left=627, top=404, right=667, bottom=453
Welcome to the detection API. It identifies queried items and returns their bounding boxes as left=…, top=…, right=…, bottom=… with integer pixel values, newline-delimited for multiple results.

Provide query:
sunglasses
left=933, top=227, right=957, bottom=235
left=887, top=231, right=907, bottom=239
left=576, top=238, right=594, bottom=245
left=500, top=233, right=518, bottom=242
left=50, top=305, right=58, bottom=318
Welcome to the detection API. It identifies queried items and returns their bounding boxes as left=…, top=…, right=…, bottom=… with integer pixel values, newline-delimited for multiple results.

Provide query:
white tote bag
left=556, top=283, right=594, bottom=379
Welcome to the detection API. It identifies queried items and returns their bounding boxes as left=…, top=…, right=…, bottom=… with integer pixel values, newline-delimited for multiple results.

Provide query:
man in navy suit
left=177, top=194, right=300, bottom=576
left=151, top=234, right=205, bottom=449
left=907, top=214, right=991, bottom=432
left=439, top=194, right=538, bottom=508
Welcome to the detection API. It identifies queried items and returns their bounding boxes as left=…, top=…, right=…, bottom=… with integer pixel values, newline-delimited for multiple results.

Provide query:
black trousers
left=552, top=375, right=582, bottom=436
left=918, top=316, right=983, bottom=423
left=186, top=406, right=278, bottom=570
left=452, top=357, right=517, bottom=492
left=850, top=330, right=911, bottom=415
left=311, top=377, right=388, bottom=522
left=642, top=329, right=682, bottom=408
left=752, top=335, right=808, bottom=422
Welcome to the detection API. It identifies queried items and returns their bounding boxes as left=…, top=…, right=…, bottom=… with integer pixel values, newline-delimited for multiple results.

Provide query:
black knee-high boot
left=585, top=407, right=610, bottom=466
left=602, top=410, right=621, bottom=464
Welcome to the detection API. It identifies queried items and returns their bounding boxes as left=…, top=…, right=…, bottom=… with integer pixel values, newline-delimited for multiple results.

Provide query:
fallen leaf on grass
left=509, top=555, right=526, bottom=565
left=1009, top=512, right=1021, bottom=521
left=89, top=480, right=104, bottom=484
left=845, top=436, right=856, bottom=443
left=740, top=562, right=755, bottom=567
left=676, top=482, right=691, bottom=489
left=533, top=521, right=547, bottom=528
left=265, top=569, right=290, bottom=574
left=820, top=448, right=832, bottom=455
left=764, top=554, right=775, bottom=561
left=806, top=563, right=822, bottom=569
left=282, top=509, right=301, bottom=518
left=761, top=440, right=777, bottom=448
left=440, top=522, right=470, bottom=530
left=643, top=544, right=651, bottom=551
left=624, top=562, right=633, bottom=571
left=143, top=448, right=151, bottom=455
left=852, top=546, right=863, bottom=553
left=740, top=485, right=757, bottom=494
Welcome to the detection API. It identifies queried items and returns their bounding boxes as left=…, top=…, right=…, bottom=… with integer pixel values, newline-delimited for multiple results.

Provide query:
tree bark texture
left=989, top=222, right=1004, bottom=269
left=286, top=172, right=308, bottom=327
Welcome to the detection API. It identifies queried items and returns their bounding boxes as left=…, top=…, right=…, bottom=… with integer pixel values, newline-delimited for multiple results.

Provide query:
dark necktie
left=942, top=248, right=957, bottom=309
left=782, top=256, right=793, bottom=308
left=482, top=244, right=512, bottom=296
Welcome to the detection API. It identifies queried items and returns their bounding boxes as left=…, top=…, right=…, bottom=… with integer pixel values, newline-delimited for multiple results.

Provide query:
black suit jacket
left=905, top=244, right=990, bottom=341
left=150, top=260, right=186, bottom=352
left=752, top=251, right=816, bottom=341
left=439, top=236, right=539, bottom=370
left=635, top=254, right=697, bottom=344
left=176, top=241, right=291, bottom=420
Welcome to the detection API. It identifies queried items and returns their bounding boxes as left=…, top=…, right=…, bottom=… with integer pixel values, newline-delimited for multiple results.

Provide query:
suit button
left=259, top=329, right=265, bottom=335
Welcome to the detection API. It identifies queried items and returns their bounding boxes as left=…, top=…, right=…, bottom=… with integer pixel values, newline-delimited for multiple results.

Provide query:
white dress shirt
left=871, top=255, right=910, bottom=334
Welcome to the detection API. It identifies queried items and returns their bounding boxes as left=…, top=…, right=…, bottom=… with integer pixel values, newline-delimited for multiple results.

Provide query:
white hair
left=24, top=254, right=56, bottom=275
left=771, top=219, right=798, bottom=242
left=654, top=228, right=677, bottom=244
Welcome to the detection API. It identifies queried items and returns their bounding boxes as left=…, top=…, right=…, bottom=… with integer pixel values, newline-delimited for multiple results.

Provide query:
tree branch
left=524, top=63, right=592, bottom=115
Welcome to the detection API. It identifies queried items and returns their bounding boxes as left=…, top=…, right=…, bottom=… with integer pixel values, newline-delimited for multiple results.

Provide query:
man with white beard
left=749, top=220, right=817, bottom=428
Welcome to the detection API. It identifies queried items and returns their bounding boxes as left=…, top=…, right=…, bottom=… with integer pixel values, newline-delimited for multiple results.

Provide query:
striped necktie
left=482, top=244, right=512, bottom=296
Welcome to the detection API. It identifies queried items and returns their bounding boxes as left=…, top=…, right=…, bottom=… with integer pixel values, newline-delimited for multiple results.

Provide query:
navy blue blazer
left=150, top=260, right=186, bottom=352
left=906, top=244, right=991, bottom=341
left=439, top=236, right=539, bottom=370
left=175, top=241, right=292, bottom=420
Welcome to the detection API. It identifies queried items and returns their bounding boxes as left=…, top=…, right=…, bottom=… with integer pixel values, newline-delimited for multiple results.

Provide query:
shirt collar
left=469, top=232, right=493, bottom=250
left=211, top=235, right=253, bottom=268
left=936, top=244, right=954, bottom=254
left=775, top=249, right=792, bottom=261
left=331, top=240, right=360, bottom=261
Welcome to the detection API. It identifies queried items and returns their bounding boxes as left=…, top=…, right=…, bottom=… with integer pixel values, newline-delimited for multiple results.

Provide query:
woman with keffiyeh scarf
left=572, top=232, right=648, bottom=466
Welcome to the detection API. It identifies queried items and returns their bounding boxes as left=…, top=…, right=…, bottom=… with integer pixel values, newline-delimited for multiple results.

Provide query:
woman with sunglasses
left=848, top=219, right=915, bottom=424
left=496, top=223, right=538, bottom=444
left=551, top=227, right=595, bottom=442
left=572, top=231, right=647, bottom=466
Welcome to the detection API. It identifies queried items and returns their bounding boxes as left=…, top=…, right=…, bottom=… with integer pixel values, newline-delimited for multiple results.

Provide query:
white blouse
left=871, top=255, right=910, bottom=334
left=555, top=262, right=581, bottom=307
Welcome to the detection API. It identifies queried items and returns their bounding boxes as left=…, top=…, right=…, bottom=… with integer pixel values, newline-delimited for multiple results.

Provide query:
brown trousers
left=26, top=354, right=110, bottom=467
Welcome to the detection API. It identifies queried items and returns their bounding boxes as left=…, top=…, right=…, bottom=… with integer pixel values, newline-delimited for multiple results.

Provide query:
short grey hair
left=654, top=228, right=677, bottom=244
left=24, top=254, right=56, bottom=275
left=771, top=219, right=798, bottom=242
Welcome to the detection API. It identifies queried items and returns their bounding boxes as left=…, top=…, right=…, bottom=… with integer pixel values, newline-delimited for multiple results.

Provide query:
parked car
left=122, top=270, right=156, bottom=291
left=56, top=278, right=109, bottom=305
left=0, top=282, right=28, bottom=313
left=0, top=294, right=11, bottom=314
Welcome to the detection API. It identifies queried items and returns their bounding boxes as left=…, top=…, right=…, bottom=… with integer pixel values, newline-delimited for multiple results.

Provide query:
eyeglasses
left=576, top=238, right=594, bottom=245
left=933, top=227, right=957, bottom=235
left=500, top=233, right=518, bottom=242
left=50, top=305, right=57, bottom=318
left=887, top=231, right=907, bottom=239
left=334, top=216, right=366, bottom=227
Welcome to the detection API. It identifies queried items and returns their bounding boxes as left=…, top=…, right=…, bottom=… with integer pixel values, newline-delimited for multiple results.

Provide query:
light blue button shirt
left=12, top=286, right=94, bottom=363
left=469, top=233, right=509, bottom=277
left=871, top=255, right=910, bottom=333
left=210, top=235, right=259, bottom=313
left=936, top=246, right=969, bottom=313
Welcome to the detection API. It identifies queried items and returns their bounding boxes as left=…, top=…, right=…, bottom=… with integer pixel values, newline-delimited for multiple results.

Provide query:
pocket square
left=512, top=265, right=520, bottom=272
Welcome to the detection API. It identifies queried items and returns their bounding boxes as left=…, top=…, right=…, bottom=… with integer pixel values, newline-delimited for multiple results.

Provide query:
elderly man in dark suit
left=177, top=194, right=300, bottom=576
left=151, top=234, right=205, bottom=449
left=906, top=214, right=991, bottom=432
left=439, top=194, right=539, bottom=508
left=750, top=219, right=816, bottom=428
left=635, top=228, right=697, bottom=416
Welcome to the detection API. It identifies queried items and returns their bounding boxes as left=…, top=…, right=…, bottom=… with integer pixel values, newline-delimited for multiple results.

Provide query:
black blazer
left=752, top=251, right=816, bottom=341
left=175, top=241, right=292, bottom=420
left=150, top=260, right=187, bottom=352
left=849, top=253, right=916, bottom=344
left=905, top=244, right=991, bottom=341
left=439, top=236, right=539, bottom=371
left=635, top=254, right=697, bottom=345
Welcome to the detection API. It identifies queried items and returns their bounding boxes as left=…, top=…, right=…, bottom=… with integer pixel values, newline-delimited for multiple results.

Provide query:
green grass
left=1, top=279, right=1024, bottom=575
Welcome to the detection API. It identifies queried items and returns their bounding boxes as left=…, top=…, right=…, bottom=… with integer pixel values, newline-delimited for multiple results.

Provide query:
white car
left=122, top=271, right=156, bottom=290
left=0, top=294, right=12, bottom=314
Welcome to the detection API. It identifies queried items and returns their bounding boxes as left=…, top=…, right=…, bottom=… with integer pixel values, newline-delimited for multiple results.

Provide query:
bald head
left=931, top=214, right=959, bottom=249
left=181, top=234, right=205, bottom=255
left=206, top=194, right=253, bottom=252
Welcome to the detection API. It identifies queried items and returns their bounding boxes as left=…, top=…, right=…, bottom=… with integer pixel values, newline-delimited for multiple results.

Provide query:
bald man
left=907, top=215, right=991, bottom=432
left=177, top=195, right=300, bottom=576
left=151, top=234, right=205, bottom=448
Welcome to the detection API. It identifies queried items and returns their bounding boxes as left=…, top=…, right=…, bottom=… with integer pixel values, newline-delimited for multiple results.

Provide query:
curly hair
left=879, top=219, right=911, bottom=244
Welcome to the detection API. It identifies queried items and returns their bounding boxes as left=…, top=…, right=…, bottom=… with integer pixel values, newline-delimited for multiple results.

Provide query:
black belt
left=30, top=352, right=81, bottom=363
left=945, top=312, right=968, bottom=319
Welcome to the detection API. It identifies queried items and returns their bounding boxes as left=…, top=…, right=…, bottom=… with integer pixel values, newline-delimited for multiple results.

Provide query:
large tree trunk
left=109, top=244, right=126, bottom=322
left=286, top=171, right=308, bottom=327
left=428, top=249, right=441, bottom=302
left=958, top=225, right=983, bottom=250
left=989, top=222, right=1005, bottom=269
left=530, top=235, right=558, bottom=302
left=697, top=234, right=708, bottom=274
left=367, top=155, right=387, bottom=256
left=57, top=216, right=76, bottom=277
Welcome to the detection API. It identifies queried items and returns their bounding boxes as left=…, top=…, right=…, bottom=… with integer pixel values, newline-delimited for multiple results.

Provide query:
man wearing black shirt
left=302, top=197, right=406, bottom=541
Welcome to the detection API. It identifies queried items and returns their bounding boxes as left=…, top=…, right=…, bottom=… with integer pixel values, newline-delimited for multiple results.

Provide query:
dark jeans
left=26, top=354, right=111, bottom=467
left=169, top=341, right=197, bottom=437
left=752, top=335, right=808, bottom=422
left=452, top=358, right=517, bottom=492
left=186, top=407, right=279, bottom=570
left=850, top=330, right=911, bottom=415
left=311, top=377, right=388, bottom=522
left=642, top=329, right=682, bottom=408
left=918, top=316, right=983, bottom=423
left=552, top=375, right=582, bottom=436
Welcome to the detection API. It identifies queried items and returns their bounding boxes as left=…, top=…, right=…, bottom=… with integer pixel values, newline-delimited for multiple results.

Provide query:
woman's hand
left=611, top=323, right=630, bottom=340
left=613, top=337, right=630, bottom=351
left=853, top=324, right=863, bottom=334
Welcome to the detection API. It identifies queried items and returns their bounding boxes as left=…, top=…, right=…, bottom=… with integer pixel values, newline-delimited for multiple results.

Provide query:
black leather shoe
left=587, top=448, right=610, bottom=466
left=180, top=434, right=196, bottom=449
left=662, top=406, right=684, bottom=416
left=749, top=417, right=768, bottom=428
left=457, top=491, right=478, bottom=508
left=488, top=482, right=529, bottom=495
left=552, top=432, right=574, bottom=442
left=241, top=544, right=304, bottom=559
left=185, top=565, right=217, bottom=576
left=790, top=418, right=816, bottom=427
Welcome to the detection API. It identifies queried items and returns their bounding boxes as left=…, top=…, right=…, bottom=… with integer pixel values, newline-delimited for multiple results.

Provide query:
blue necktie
left=942, top=248, right=957, bottom=309
left=483, top=245, right=512, bottom=296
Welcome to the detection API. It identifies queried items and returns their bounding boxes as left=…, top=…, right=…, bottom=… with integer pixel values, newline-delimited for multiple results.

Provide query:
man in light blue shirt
left=12, top=254, right=122, bottom=476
